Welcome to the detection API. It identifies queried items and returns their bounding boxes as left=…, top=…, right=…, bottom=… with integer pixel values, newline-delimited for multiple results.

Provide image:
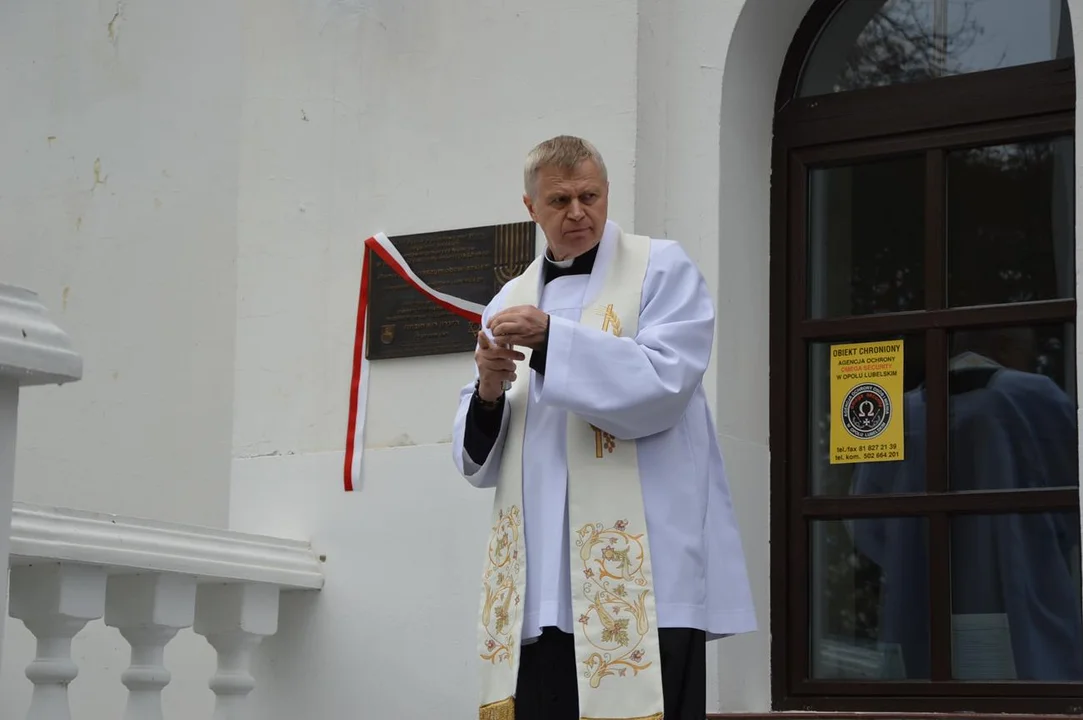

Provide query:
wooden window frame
left=769, top=0, right=1080, bottom=713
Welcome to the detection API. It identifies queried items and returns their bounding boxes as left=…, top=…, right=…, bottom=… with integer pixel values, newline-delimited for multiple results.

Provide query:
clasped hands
left=475, top=305, right=549, bottom=402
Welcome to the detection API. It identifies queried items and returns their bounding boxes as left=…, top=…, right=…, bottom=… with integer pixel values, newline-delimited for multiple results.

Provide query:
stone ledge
left=0, top=283, right=82, bottom=386
left=10, top=502, right=325, bottom=590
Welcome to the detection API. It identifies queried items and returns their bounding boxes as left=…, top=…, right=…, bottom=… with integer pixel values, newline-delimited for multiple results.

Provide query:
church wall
left=226, top=0, right=642, bottom=718
left=0, top=0, right=240, bottom=532
left=0, top=0, right=239, bottom=716
left=2, top=0, right=1080, bottom=716
left=228, top=0, right=807, bottom=713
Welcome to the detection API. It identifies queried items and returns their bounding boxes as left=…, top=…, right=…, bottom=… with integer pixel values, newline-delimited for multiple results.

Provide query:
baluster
left=9, top=563, right=107, bottom=720
left=194, top=584, right=280, bottom=720
left=105, top=574, right=197, bottom=720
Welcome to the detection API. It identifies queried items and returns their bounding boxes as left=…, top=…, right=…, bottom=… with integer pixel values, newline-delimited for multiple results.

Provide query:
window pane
left=811, top=518, right=930, bottom=679
left=810, top=335, right=925, bottom=495
left=808, top=156, right=924, bottom=319
left=950, top=511, right=1083, bottom=680
left=947, top=137, right=1075, bottom=307
left=948, top=324, right=1078, bottom=491
left=800, top=0, right=1073, bottom=96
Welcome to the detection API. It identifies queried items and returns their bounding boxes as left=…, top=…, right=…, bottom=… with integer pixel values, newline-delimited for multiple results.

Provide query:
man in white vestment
left=452, top=135, right=756, bottom=720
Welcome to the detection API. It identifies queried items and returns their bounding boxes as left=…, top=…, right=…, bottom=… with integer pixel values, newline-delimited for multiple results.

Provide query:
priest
left=451, top=135, right=756, bottom=720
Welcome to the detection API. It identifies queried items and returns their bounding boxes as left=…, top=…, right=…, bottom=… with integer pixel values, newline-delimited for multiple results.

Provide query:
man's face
left=523, top=160, right=609, bottom=261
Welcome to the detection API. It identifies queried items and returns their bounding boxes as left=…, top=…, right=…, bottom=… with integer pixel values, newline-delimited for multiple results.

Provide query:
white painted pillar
left=194, top=584, right=281, bottom=720
left=0, top=284, right=83, bottom=673
left=105, top=574, right=198, bottom=720
left=9, top=563, right=108, bottom=720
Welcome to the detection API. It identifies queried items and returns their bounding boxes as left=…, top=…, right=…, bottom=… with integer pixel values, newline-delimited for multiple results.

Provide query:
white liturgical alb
left=451, top=221, right=756, bottom=642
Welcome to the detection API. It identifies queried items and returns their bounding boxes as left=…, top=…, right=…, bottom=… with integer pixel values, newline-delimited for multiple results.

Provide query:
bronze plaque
left=366, top=221, right=536, bottom=360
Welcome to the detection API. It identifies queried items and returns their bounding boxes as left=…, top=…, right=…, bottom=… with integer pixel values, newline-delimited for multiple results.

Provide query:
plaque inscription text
left=366, top=222, right=536, bottom=360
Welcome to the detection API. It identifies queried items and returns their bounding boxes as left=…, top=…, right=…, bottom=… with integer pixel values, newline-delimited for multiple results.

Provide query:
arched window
left=800, top=0, right=1073, bottom=95
left=771, top=0, right=1080, bottom=712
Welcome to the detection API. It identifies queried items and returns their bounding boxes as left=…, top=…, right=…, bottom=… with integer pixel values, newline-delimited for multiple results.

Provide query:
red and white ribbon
left=344, top=232, right=486, bottom=491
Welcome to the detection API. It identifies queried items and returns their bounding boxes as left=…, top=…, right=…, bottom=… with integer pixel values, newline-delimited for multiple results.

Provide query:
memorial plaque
left=366, top=221, right=537, bottom=360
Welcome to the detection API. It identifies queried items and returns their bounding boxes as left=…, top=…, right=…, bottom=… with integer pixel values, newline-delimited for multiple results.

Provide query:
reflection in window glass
left=947, top=324, right=1078, bottom=491
left=811, top=518, right=930, bottom=679
left=950, top=512, right=1083, bottom=680
left=800, top=0, right=1074, bottom=96
left=947, top=137, right=1075, bottom=308
left=808, top=156, right=924, bottom=319
left=809, top=336, right=924, bottom=496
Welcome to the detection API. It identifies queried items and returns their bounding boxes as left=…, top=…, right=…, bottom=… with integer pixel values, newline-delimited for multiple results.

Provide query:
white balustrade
left=0, top=287, right=324, bottom=720
left=5, top=503, right=324, bottom=720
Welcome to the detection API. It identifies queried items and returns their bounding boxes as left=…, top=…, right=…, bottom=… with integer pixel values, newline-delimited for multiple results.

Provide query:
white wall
left=230, top=0, right=639, bottom=461
left=0, top=0, right=236, bottom=716
left=0, top=0, right=240, bottom=528
left=227, top=0, right=641, bottom=718
left=231, top=0, right=820, bottom=714
left=227, top=0, right=802, bottom=712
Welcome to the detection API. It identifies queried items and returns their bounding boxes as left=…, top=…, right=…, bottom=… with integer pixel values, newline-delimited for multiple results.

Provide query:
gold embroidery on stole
left=589, top=304, right=621, bottom=459
left=478, top=696, right=515, bottom=720
left=480, top=506, right=522, bottom=667
left=597, top=303, right=622, bottom=336
left=575, top=518, right=655, bottom=688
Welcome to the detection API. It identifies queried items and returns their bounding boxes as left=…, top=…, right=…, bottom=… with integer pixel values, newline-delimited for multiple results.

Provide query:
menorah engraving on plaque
left=494, top=222, right=535, bottom=290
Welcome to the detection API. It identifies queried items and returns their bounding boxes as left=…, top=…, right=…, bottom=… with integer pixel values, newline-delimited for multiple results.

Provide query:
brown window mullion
left=800, top=486, right=1081, bottom=517
left=789, top=111, right=1073, bottom=165
left=925, top=329, right=950, bottom=682
left=787, top=152, right=812, bottom=689
left=768, top=140, right=792, bottom=707
left=923, top=330, right=948, bottom=496
left=929, top=512, right=952, bottom=681
left=796, top=298, right=1075, bottom=339
left=787, top=332, right=811, bottom=691
left=777, top=59, right=1075, bottom=149
left=925, top=148, right=950, bottom=675
left=793, top=678, right=1083, bottom=697
left=925, top=150, right=946, bottom=311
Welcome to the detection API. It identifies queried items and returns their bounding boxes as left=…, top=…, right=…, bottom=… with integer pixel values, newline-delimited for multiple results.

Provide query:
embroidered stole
left=477, top=229, right=664, bottom=720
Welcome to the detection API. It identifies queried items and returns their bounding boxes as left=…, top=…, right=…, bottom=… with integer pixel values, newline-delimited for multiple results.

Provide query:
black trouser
left=514, top=626, right=706, bottom=720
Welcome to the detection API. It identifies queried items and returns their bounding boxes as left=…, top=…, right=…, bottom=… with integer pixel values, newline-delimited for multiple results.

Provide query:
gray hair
left=523, top=135, right=608, bottom=198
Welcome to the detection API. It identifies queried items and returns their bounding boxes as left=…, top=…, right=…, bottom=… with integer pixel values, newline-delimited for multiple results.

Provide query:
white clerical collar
left=544, top=251, right=575, bottom=269
left=543, top=221, right=617, bottom=267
